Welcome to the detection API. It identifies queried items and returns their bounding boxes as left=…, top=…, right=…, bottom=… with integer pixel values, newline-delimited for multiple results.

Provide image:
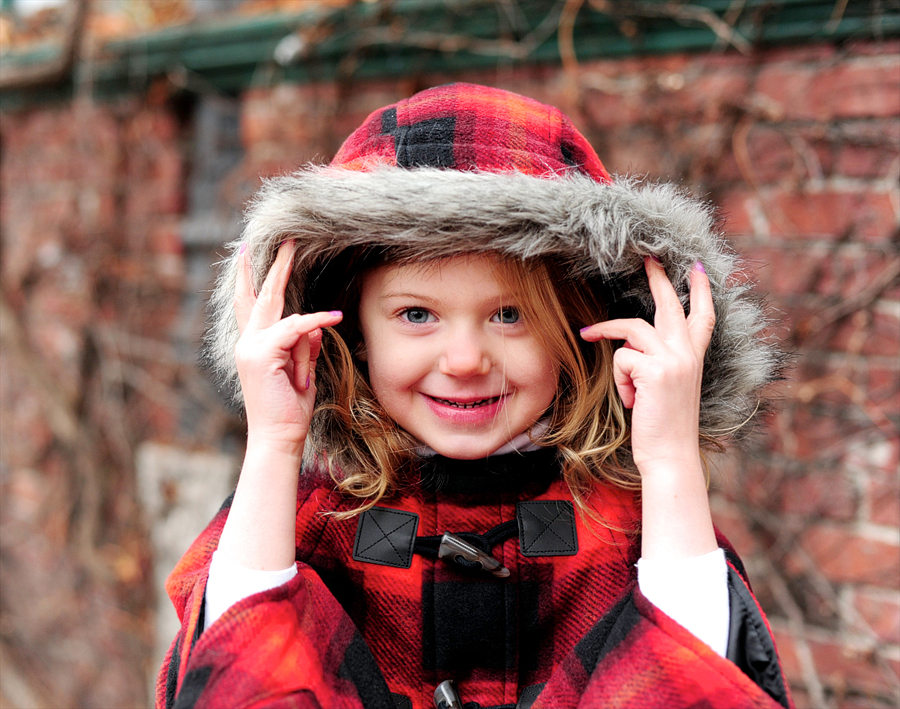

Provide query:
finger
left=292, top=330, right=311, bottom=391
left=645, top=256, right=687, bottom=333
left=233, top=244, right=256, bottom=334
left=686, top=261, right=716, bottom=355
left=248, top=241, right=295, bottom=329
left=612, top=347, right=645, bottom=409
left=580, top=318, right=662, bottom=355
left=252, top=311, right=343, bottom=358
left=299, top=328, right=322, bottom=391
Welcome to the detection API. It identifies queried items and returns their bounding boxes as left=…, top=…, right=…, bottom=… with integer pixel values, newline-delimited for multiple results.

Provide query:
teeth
left=434, top=396, right=499, bottom=409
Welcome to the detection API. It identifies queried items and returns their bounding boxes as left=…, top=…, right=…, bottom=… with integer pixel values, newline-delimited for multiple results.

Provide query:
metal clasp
left=433, top=679, right=463, bottom=709
left=437, top=532, right=510, bottom=578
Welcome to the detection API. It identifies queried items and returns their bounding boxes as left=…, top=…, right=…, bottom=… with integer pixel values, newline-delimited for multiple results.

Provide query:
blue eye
left=493, top=307, right=520, bottom=324
left=401, top=308, right=434, bottom=324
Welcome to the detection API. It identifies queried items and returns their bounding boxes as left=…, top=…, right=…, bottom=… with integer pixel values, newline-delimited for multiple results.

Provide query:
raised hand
left=234, top=240, right=343, bottom=455
left=218, top=241, right=342, bottom=571
left=580, top=256, right=718, bottom=559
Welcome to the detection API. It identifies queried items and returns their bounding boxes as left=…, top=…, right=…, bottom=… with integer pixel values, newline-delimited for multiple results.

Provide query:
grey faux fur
left=205, top=166, right=783, bottom=456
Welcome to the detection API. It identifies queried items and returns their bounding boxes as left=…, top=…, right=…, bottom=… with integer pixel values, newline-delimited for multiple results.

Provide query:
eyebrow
left=379, top=292, right=518, bottom=306
left=379, top=292, right=440, bottom=303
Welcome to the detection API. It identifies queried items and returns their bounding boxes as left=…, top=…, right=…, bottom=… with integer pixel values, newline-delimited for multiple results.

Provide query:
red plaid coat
left=157, top=452, right=792, bottom=709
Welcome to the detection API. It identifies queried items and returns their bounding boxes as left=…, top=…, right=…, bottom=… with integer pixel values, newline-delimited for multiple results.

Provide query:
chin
left=428, top=437, right=503, bottom=460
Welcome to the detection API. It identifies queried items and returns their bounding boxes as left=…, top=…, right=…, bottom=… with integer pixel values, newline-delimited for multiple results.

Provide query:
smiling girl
left=158, top=84, right=792, bottom=709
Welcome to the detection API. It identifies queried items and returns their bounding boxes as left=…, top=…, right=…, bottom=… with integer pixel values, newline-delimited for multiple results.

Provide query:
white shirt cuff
left=637, top=547, right=730, bottom=657
left=203, top=550, right=298, bottom=631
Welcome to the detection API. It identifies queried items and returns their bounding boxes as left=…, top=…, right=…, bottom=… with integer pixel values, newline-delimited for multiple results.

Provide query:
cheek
left=510, top=345, right=560, bottom=403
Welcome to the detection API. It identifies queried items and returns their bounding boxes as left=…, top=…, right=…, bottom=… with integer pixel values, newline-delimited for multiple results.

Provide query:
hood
left=204, top=84, right=784, bottom=457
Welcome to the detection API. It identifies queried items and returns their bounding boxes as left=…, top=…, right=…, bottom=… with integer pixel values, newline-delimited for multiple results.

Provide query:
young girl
left=158, top=83, right=792, bottom=709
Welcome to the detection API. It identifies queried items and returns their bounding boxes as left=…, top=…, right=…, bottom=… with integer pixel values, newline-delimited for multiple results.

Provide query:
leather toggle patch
left=516, top=501, right=578, bottom=557
left=353, top=507, right=420, bottom=569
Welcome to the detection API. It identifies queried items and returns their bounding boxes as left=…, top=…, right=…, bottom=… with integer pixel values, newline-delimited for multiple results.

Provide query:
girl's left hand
left=580, top=257, right=716, bottom=478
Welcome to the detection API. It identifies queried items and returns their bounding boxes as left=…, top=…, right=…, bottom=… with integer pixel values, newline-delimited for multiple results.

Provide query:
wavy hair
left=312, top=253, right=633, bottom=518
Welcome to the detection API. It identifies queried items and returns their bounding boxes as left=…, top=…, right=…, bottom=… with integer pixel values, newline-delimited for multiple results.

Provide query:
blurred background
left=0, top=0, right=897, bottom=707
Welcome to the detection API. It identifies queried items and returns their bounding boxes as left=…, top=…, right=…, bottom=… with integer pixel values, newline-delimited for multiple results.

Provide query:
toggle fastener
left=433, top=679, right=463, bottom=709
left=437, top=532, right=510, bottom=578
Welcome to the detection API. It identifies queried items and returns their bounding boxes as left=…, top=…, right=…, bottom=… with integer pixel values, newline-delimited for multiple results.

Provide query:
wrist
left=636, top=453, right=705, bottom=483
left=246, top=430, right=307, bottom=459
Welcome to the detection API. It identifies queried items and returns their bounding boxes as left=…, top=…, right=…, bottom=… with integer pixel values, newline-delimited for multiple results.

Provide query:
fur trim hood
left=204, top=84, right=783, bottom=457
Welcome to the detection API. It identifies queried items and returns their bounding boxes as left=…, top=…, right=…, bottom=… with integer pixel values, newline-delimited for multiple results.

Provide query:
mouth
left=428, top=395, right=502, bottom=409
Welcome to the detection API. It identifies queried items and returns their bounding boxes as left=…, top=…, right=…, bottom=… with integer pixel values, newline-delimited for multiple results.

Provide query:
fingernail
left=694, top=261, right=706, bottom=273
left=648, top=254, right=661, bottom=263
left=579, top=326, right=590, bottom=332
left=238, top=242, right=246, bottom=255
left=305, top=374, right=311, bottom=390
left=329, top=310, right=343, bottom=317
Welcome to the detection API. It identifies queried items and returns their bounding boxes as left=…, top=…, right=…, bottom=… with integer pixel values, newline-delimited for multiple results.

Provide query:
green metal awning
left=2, top=0, right=898, bottom=110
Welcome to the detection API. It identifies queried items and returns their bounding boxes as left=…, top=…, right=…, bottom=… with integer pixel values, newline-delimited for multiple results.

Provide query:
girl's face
left=358, top=255, right=559, bottom=460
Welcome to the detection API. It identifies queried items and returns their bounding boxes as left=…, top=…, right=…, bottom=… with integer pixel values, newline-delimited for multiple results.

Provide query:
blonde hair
left=313, top=252, right=634, bottom=518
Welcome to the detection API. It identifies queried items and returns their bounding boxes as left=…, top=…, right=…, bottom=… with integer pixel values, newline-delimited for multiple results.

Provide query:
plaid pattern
left=331, top=83, right=612, bottom=184
left=157, top=457, right=793, bottom=709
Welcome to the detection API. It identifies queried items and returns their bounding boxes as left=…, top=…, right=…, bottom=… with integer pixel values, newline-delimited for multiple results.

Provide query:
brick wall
left=0, top=90, right=203, bottom=706
left=1, top=39, right=897, bottom=708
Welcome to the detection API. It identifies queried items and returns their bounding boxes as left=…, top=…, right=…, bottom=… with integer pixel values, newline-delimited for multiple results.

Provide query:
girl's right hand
left=233, top=240, right=343, bottom=456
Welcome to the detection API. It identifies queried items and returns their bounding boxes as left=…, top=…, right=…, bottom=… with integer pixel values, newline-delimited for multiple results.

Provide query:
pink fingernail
left=694, top=261, right=706, bottom=273
left=329, top=310, right=343, bottom=317
left=305, top=374, right=311, bottom=390
left=579, top=326, right=590, bottom=332
left=238, top=242, right=246, bottom=255
left=649, top=254, right=661, bottom=263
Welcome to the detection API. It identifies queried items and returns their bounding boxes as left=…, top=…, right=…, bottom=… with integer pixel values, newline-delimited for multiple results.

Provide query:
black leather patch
left=517, top=683, right=546, bottom=709
left=516, top=500, right=578, bottom=557
left=353, top=507, right=419, bottom=568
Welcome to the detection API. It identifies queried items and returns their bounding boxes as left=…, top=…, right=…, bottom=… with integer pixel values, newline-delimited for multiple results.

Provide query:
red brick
left=778, top=472, right=858, bottom=522
left=854, top=588, right=900, bottom=645
left=835, top=142, right=900, bottom=180
left=867, top=366, right=900, bottom=419
left=717, top=189, right=759, bottom=236
left=742, top=126, right=802, bottom=185
left=758, top=44, right=839, bottom=64
left=836, top=696, right=900, bottom=709
left=798, top=524, right=900, bottom=587
left=771, top=628, right=802, bottom=683
left=768, top=191, right=898, bottom=240
left=869, top=468, right=900, bottom=528
left=709, top=497, right=761, bottom=558
left=843, top=39, right=900, bottom=57
left=809, top=61, right=900, bottom=120
left=829, top=307, right=900, bottom=357
left=600, top=127, right=678, bottom=178
left=808, top=636, right=900, bottom=699
left=783, top=408, right=852, bottom=461
left=742, top=246, right=820, bottom=296
left=757, top=59, right=900, bottom=121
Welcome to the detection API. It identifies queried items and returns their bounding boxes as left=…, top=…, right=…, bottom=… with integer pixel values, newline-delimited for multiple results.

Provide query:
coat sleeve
left=154, top=483, right=396, bottom=709
left=532, top=534, right=794, bottom=709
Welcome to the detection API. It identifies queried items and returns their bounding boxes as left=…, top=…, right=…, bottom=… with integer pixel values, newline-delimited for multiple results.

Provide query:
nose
left=439, top=329, right=491, bottom=379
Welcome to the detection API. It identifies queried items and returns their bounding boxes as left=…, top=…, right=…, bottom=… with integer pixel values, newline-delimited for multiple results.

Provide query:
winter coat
left=157, top=451, right=792, bottom=709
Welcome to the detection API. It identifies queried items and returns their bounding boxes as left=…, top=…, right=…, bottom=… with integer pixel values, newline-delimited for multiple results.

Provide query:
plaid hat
left=331, top=83, right=612, bottom=184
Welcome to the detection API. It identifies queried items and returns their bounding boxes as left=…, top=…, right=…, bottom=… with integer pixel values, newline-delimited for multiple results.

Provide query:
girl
left=158, top=83, right=792, bottom=709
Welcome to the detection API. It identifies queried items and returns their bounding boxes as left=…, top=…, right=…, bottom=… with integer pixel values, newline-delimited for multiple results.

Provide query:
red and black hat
left=331, top=82, right=611, bottom=184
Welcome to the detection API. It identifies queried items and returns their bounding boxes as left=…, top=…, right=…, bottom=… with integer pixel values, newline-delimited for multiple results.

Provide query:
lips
left=429, top=395, right=501, bottom=409
left=422, top=392, right=508, bottom=426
